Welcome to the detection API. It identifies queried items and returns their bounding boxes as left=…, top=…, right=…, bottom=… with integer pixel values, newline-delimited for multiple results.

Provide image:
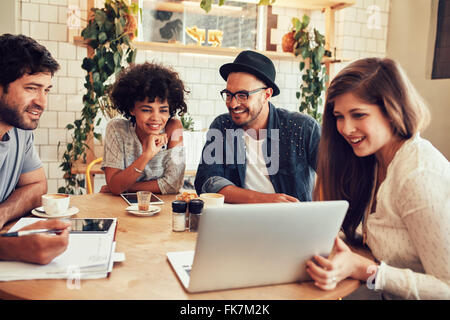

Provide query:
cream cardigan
left=365, top=134, right=450, bottom=299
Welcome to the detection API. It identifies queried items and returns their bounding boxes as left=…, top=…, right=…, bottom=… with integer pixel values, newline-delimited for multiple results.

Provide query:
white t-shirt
left=365, top=134, right=450, bottom=299
left=243, top=132, right=275, bottom=194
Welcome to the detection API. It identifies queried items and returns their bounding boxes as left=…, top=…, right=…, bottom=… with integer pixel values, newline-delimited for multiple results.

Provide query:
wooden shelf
left=74, top=36, right=347, bottom=63
left=273, top=0, right=355, bottom=10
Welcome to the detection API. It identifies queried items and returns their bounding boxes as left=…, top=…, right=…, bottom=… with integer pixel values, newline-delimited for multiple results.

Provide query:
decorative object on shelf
left=287, top=15, right=332, bottom=123
left=200, top=0, right=276, bottom=13
left=281, top=30, right=295, bottom=53
left=160, top=19, right=183, bottom=40
left=186, top=26, right=206, bottom=45
left=207, top=29, right=223, bottom=47
left=154, top=10, right=182, bottom=41
left=58, top=0, right=139, bottom=194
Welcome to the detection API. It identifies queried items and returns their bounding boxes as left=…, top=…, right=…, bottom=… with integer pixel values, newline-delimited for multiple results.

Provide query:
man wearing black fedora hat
left=194, top=50, right=320, bottom=203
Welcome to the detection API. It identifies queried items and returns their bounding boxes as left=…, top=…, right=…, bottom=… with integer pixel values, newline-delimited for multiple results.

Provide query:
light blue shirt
left=0, top=128, right=42, bottom=203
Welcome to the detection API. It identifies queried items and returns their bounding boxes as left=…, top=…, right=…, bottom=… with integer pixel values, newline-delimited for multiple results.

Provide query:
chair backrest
left=86, top=157, right=103, bottom=194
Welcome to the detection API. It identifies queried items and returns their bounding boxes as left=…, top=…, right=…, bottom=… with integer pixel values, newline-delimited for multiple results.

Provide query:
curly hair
left=109, top=62, right=188, bottom=120
left=0, top=34, right=60, bottom=91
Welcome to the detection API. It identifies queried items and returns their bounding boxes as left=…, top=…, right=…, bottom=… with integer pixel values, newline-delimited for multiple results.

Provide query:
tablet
left=120, top=192, right=164, bottom=205
left=70, top=218, right=114, bottom=233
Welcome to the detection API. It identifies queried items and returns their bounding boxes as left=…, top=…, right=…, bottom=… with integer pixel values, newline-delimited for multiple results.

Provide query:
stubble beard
left=232, top=99, right=265, bottom=129
left=0, top=95, right=39, bottom=130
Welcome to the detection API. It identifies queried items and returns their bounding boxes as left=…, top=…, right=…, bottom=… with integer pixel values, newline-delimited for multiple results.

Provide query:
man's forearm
left=0, top=181, right=47, bottom=229
left=218, top=185, right=261, bottom=204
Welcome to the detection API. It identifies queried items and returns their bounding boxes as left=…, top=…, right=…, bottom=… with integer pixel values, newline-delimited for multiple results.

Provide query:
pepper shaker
left=188, top=199, right=204, bottom=232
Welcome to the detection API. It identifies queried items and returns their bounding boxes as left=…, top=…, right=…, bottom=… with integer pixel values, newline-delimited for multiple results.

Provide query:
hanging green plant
left=200, top=0, right=276, bottom=13
left=287, top=15, right=331, bottom=123
left=180, top=113, right=195, bottom=132
left=58, top=0, right=139, bottom=194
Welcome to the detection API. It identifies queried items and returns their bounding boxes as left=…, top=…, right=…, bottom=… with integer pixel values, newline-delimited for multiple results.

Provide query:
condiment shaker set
left=171, top=199, right=204, bottom=232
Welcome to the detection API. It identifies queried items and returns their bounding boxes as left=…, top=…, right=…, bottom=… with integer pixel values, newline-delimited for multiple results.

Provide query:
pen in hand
left=0, top=229, right=65, bottom=237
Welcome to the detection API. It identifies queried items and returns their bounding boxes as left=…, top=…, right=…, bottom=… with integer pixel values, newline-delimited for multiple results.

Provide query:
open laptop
left=167, top=200, right=349, bottom=293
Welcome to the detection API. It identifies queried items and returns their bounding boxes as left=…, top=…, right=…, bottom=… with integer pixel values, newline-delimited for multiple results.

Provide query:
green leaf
left=301, top=14, right=310, bottom=29
left=98, top=32, right=107, bottom=43
left=98, top=56, right=105, bottom=69
left=66, top=123, right=74, bottom=130
left=81, top=24, right=99, bottom=40
left=81, top=57, right=95, bottom=72
left=93, top=132, right=102, bottom=142
left=93, top=80, right=103, bottom=96
left=94, top=10, right=107, bottom=27
left=200, top=0, right=212, bottom=13
left=115, top=17, right=124, bottom=37
left=292, top=17, right=301, bottom=32
left=58, top=187, right=67, bottom=194
left=299, top=61, right=305, bottom=71
left=127, top=49, right=136, bottom=63
left=114, top=51, right=121, bottom=67
left=92, top=72, right=100, bottom=83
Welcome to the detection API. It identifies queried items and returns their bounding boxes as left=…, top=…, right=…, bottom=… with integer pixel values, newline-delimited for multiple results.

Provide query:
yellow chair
left=86, top=157, right=103, bottom=194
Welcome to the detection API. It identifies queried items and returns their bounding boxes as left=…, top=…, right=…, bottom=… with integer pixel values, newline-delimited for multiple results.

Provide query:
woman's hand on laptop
left=305, top=237, right=378, bottom=291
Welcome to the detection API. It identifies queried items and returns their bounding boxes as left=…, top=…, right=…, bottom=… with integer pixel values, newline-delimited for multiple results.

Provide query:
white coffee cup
left=41, top=193, right=70, bottom=216
left=199, top=193, right=225, bottom=208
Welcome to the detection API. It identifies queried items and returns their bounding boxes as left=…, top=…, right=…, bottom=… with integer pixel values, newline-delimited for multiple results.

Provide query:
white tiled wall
left=17, top=0, right=390, bottom=193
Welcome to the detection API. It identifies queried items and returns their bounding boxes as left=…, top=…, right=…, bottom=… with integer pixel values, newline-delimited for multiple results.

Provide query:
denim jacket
left=194, top=102, right=321, bottom=201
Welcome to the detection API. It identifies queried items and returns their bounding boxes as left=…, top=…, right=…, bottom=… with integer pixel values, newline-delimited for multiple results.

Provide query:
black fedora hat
left=219, top=50, right=280, bottom=97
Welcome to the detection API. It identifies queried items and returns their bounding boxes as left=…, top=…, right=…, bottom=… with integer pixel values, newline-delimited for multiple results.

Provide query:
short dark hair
left=110, top=62, right=188, bottom=120
left=0, top=34, right=60, bottom=90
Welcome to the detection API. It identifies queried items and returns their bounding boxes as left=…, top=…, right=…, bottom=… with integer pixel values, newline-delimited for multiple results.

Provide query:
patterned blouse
left=102, top=118, right=185, bottom=194
left=366, top=134, right=450, bottom=299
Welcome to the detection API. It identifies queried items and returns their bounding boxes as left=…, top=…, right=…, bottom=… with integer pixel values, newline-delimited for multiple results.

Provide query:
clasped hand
left=142, top=133, right=168, bottom=159
left=306, top=237, right=356, bottom=290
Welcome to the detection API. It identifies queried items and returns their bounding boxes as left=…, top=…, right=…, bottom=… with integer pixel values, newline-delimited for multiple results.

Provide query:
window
left=138, top=0, right=261, bottom=50
left=432, top=0, right=450, bottom=79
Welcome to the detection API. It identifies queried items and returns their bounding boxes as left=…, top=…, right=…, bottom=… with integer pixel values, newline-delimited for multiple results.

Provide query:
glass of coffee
left=137, top=191, right=151, bottom=212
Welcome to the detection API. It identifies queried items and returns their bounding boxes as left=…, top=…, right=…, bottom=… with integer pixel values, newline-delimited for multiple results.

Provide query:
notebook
left=167, top=200, right=349, bottom=293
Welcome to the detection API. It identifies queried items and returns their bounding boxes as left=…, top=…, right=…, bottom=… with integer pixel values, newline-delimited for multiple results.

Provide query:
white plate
left=31, top=206, right=79, bottom=218
left=126, top=205, right=161, bottom=217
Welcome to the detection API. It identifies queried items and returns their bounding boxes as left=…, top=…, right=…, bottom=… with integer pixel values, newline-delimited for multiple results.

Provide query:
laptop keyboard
left=183, top=264, right=191, bottom=276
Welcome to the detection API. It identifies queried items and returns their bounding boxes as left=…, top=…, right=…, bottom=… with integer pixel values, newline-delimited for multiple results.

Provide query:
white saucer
left=31, top=206, right=79, bottom=218
left=126, top=205, right=161, bottom=217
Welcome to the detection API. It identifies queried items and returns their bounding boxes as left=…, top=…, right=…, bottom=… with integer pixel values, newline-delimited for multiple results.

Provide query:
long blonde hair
left=314, top=58, right=430, bottom=243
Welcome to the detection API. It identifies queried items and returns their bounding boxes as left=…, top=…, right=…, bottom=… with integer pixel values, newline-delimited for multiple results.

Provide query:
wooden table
left=0, top=193, right=362, bottom=300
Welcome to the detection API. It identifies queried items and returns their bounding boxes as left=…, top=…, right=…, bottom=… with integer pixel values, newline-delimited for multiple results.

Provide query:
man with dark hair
left=195, top=50, right=321, bottom=203
left=0, top=34, right=69, bottom=264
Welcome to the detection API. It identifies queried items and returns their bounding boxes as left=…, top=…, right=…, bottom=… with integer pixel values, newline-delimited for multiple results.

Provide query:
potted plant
left=58, top=0, right=139, bottom=194
left=283, top=15, right=332, bottom=123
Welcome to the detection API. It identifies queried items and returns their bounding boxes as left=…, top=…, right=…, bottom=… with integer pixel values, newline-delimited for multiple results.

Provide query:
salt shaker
left=188, top=199, right=204, bottom=232
left=172, top=200, right=187, bottom=232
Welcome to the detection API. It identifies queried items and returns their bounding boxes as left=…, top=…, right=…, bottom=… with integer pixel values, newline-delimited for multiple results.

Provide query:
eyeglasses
left=220, top=87, right=268, bottom=104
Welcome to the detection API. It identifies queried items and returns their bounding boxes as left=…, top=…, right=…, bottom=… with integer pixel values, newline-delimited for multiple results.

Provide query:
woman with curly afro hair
left=101, top=62, right=189, bottom=195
